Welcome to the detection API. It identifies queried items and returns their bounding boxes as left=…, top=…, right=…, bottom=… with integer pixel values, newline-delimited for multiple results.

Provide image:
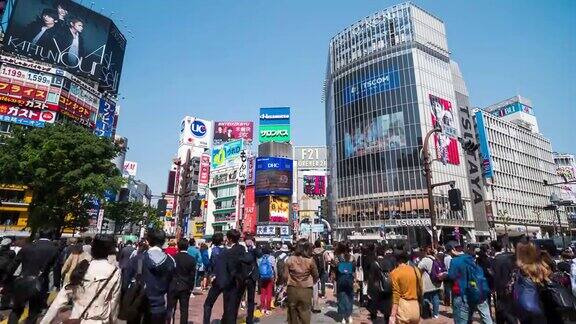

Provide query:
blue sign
left=255, top=157, right=293, bottom=196
left=343, top=70, right=400, bottom=104
left=259, top=107, right=290, bottom=125
left=94, top=98, right=116, bottom=138
left=491, top=102, right=533, bottom=118
left=191, top=120, right=207, bottom=137
left=475, top=111, right=494, bottom=178
left=0, top=115, right=45, bottom=127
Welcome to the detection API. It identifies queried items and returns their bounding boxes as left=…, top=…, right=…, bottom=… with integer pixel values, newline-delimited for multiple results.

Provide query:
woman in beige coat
left=41, top=235, right=121, bottom=324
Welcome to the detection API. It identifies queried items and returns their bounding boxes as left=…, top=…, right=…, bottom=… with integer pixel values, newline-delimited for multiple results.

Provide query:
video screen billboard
left=269, top=196, right=289, bottom=223
left=259, top=124, right=290, bottom=143
left=213, top=121, right=253, bottom=145
left=4, top=0, right=126, bottom=93
left=259, top=107, right=290, bottom=125
left=429, top=94, right=459, bottom=165
left=303, top=175, right=326, bottom=197
left=344, top=111, right=406, bottom=158
left=255, top=157, right=293, bottom=196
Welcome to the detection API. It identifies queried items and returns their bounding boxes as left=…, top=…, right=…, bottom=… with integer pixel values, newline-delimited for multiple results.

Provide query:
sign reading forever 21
left=294, top=146, right=327, bottom=170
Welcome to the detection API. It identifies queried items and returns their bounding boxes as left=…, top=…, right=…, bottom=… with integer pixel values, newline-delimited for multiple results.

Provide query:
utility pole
left=498, top=209, right=509, bottom=252
left=422, top=126, right=443, bottom=248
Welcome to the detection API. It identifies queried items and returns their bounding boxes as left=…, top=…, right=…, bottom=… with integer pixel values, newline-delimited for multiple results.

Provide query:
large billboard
left=491, top=102, right=534, bottom=117
left=211, top=140, right=243, bottom=170
left=269, top=196, right=289, bottom=223
left=4, top=0, right=126, bottom=93
left=94, top=97, right=115, bottom=138
left=213, top=121, right=253, bottom=146
left=344, top=111, right=406, bottom=158
left=179, top=117, right=212, bottom=149
left=303, top=175, right=326, bottom=197
left=255, top=157, right=293, bottom=196
left=259, top=107, right=290, bottom=125
left=259, top=124, right=290, bottom=143
left=295, top=146, right=327, bottom=170
left=429, top=94, right=459, bottom=165
left=475, top=111, right=494, bottom=178
left=0, top=102, right=56, bottom=127
left=343, top=70, right=400, bottom=104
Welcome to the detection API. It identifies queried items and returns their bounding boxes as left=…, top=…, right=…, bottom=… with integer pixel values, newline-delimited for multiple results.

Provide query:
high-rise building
left=553, top=152, right=576, bottom=237
left=475, top=98, right=566, bottom=238
left=324, top=3, right=481, bottom=244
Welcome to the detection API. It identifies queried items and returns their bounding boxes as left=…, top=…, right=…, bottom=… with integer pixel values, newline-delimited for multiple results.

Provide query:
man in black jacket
left=203, top=233, right=228, bottom=324
left=167, top=239, right=196, bottom=324
left=367, top=244, right=396, bottom=321
left=222, top=229, right=246, bottom=324
left=490, top=240, right=517, bottom=324
left=239, top=235, right=260, bottom=324
left=8, top=229, right=59, bottom=324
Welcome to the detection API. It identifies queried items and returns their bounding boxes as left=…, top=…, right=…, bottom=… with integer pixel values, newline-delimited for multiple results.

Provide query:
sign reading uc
left=191, top=120, right=207, bottom=137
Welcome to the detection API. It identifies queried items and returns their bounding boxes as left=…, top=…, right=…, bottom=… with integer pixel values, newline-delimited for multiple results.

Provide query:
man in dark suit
left=239, top=235, right=260, bottom=324
left=24, top=8, right=59, bottom=53
left=8, top=228, right=59, bottom=324
left=167, top=239, right=196, bottom=324
left=222, top=229, right=246, bottom=324
left=490, top=240, right=517, bottom=324
left=203, top=233, right=228, bottom=324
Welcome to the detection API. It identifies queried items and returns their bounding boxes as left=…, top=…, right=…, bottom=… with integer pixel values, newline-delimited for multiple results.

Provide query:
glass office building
left=325, top=3, right=478, bottom=244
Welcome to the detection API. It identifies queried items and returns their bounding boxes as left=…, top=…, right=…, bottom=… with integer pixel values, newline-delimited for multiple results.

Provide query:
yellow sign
left=0, top=184, right=28, bottom=190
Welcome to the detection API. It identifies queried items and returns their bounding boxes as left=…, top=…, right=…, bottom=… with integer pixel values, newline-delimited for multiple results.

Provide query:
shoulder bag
left=63, top=267, right=118, bottom=324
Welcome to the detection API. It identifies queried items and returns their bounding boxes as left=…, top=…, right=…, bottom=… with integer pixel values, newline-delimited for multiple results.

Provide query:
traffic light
left=448, top=188, right=463, bottom=211
left=275, top=227, right=281, bottom=237
left=461, top=139, right=480, bottom=154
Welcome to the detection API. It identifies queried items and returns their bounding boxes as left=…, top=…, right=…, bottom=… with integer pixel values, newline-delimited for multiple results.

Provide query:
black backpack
left=118, top=257, right=146, bottom=321
left=373, top=260, right=392, bottom=295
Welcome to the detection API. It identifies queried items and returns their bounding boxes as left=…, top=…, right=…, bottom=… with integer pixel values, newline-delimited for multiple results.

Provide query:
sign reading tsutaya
left=294, top=146, right=327, bottom=170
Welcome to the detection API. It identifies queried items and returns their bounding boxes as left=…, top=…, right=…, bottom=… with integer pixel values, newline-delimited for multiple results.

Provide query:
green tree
left=0, top=123, right=124, bottom=237
left=104, top=200, right=160, bottom=234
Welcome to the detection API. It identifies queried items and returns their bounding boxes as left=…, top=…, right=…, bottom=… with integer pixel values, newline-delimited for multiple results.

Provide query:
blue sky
left=92, top=0, right=575, bottom=194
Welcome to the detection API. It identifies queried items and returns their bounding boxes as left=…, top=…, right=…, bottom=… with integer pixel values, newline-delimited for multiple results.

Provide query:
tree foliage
left=0, top=123, right=124, bottom=236
left=105, top=200, right=159, bottom=234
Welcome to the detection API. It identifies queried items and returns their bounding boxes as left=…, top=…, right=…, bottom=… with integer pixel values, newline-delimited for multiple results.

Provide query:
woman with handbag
left=40, top=234, right=121, bottom=324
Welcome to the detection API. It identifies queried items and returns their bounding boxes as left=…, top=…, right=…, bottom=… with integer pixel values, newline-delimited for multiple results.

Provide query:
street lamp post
left=532, top=209, right=542, bottom=238
left=422, top=126, right=443, bottom=248
left=498, top=209, right=509, bottom=252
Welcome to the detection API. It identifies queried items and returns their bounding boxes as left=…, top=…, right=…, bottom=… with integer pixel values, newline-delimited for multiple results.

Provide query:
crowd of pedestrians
left=0, top=228, right=574, bottom=324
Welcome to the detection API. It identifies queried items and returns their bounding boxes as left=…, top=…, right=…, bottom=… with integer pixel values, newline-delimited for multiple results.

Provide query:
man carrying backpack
left=367, top=244, right=395, bottom=321
left=417, top=246, right=446, bottom=319
left=448, top=242, right=493, bottom=324
left=312, top=240, right=326, bottom=313
left=122, top=229, right=175, bottom=323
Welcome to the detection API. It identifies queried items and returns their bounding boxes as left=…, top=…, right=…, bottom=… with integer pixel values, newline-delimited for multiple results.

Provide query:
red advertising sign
left=199, top=153, right=210, bottom=186
left=0, top=94, right=58, bottom=111
left=243, top=186, right=257, bottom=234
left=59, top=91, right=92, bottom=119
left=429, top=94, right=460, bottom=165
left=0, top=103, right=56, bottom=123
left=213, top=121, right=254, bottom=145
left=0, top=81, right=48, bottom=102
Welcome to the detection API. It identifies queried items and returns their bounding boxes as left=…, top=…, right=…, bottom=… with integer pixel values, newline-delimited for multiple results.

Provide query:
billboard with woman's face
left=3, top=0, right=126, bottom=94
